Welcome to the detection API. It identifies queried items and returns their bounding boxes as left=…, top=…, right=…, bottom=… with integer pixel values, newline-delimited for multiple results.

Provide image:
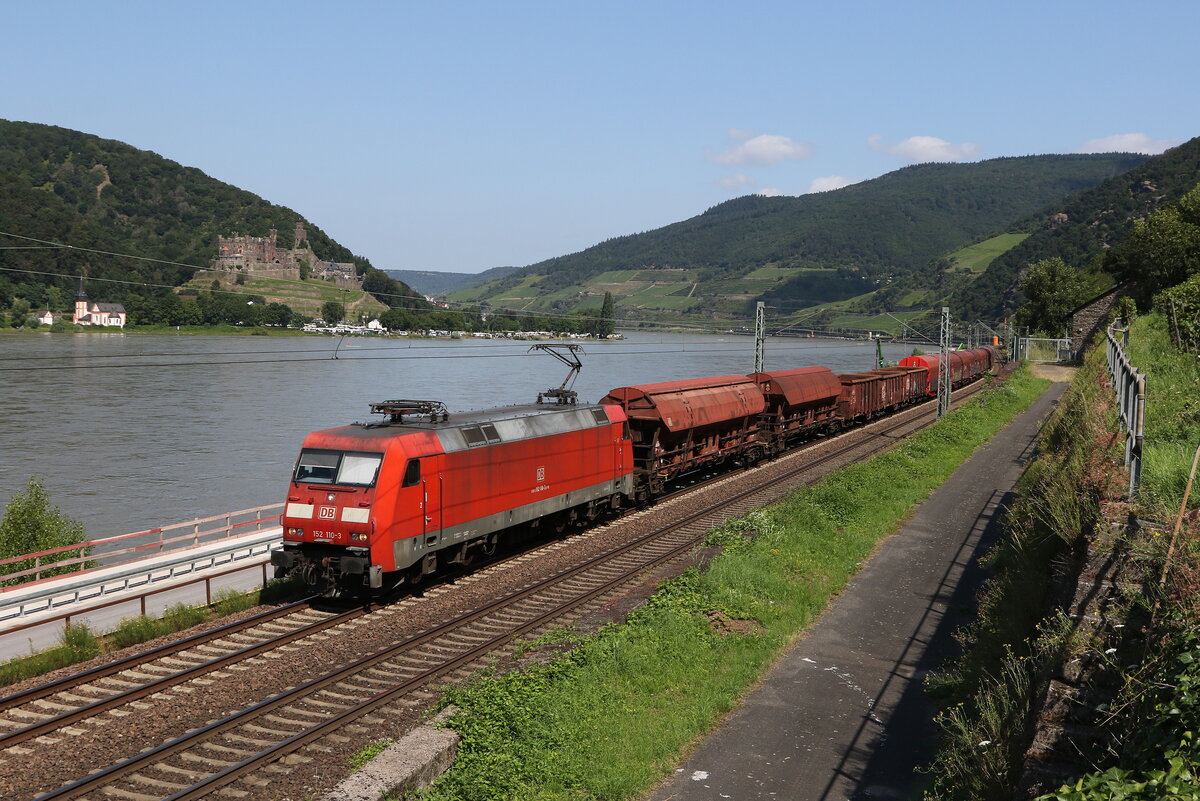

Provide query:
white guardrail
left=0, top=507, right=284, bottom=660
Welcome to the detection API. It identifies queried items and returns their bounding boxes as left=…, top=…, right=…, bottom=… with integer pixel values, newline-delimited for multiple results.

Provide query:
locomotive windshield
left=295, top=449, right=383, bottom=486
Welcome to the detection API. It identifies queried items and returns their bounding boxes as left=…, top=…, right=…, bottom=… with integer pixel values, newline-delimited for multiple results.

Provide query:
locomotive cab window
left=401, top=459, right=421, bottom=487
left=295, top=449, right=383, bottom=487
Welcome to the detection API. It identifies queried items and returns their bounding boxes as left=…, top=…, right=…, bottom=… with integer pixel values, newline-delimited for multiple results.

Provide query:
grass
left=945, top=233, right=1030, bottom=275
left=416, top=367, right=1050, bottom=801
left=1123, top=312, right=1200, bottom=518
left=922, top=346, right=1134, bottom=800
left=183, top=271, right=388, bottom=318
left=0, top=624, right=102, bottom=688
left=0, top=578, right=301, bottom=688
left=350, top=740, right=394, bottom=770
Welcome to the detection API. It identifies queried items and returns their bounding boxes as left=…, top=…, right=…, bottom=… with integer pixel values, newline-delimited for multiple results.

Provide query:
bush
left=213, top=587, right=255, bottom=616
left=0, top=477, right=90, bottom=586
left=1156, top=273, right=1200, bottom=353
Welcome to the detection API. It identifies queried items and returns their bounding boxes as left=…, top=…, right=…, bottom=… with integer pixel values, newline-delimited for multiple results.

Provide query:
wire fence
left=1019, top=337, right=1073, bottom=362
left=1106, top=320, right=1146, bottom=497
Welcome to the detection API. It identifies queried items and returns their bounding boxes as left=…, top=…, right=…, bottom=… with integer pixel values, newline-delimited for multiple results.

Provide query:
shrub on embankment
left=414, top=367, right=1049, bottom=801
left=0, top=476, right=92, bottom=587
left=923, top=313, right=1200, bottom=800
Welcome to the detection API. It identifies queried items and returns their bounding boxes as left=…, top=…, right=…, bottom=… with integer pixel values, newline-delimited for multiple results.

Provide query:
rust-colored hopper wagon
left=747, top=366, right=842, bottom=450
left=600, top=375, right=766, bottom=496
left=898, top=347, right=996, bottom=396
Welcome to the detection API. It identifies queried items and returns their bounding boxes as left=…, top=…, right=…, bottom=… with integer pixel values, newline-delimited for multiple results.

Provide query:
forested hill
left=481, top=154, right=1147, bottom=299
left=0, top=120, right=421, bottom=308
left=949, top=136, right=1200, bottom=319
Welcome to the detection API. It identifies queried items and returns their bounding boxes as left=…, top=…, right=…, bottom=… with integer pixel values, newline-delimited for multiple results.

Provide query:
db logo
left=318, top=506, right=336, bottom=520
left=536, top=467, right=545, bottom=482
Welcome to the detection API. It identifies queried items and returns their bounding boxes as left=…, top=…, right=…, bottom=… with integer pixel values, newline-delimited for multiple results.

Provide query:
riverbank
left=412, top=367, right=1050, bottom=801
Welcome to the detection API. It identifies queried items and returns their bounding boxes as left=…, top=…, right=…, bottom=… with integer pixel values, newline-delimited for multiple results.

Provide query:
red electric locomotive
left=272, top=400, right=634, bottom=595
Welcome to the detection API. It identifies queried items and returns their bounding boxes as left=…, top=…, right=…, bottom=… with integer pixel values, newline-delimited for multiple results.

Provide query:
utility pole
left=937, top=307, right=952, bottom=418
left=754, top=301, right=766, bottom=373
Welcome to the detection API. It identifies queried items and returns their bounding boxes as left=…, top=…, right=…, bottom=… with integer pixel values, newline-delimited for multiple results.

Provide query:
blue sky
left=3, top=0, right=1197, bottom=273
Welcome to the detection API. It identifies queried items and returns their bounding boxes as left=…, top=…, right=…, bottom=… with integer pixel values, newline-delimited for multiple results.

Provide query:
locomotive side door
left=421, top=461, right=443, bottom=545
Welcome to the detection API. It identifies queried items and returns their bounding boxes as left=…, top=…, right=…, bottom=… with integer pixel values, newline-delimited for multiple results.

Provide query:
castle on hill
left=214, top=223, right=361, bottom=288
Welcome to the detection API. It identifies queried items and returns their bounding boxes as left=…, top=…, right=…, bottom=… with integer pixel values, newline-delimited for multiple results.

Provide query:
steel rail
left=0, top=597, right=318, bottom=712
left=33, top=374, right=993, bottom=801
left=0, top=599, right=366, bottom=749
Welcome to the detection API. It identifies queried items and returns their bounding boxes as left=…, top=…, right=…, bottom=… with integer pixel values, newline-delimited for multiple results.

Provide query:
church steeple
left=73, top=275, right=89, bottom=324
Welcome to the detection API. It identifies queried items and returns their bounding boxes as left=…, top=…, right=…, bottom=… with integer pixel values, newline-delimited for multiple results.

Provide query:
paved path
left=646, top=381, right=1068, bottom=801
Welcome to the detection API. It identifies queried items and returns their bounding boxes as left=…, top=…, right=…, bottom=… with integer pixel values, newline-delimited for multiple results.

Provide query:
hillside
left=0, top=120, right=423, bottom=313
left=451, top=154, right=1146, bottom=320
left=387, top=264, right=522, bottom=297
left=948, top=136, right=1200, bottom=319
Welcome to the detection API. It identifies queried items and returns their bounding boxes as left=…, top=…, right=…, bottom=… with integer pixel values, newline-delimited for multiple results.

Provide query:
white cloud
left=868, top=135, right=980, bottom=163
left=1076, top=133, right=1182, bottom=155
left=711, top=133, right=812, bottom=165
left=726, top=128, right=755, bottom=142
left=716, top=173, right=754, bottom=190
left=756, top=187, right=784, bottom=197
left=807, top=175, right=856, bottom=193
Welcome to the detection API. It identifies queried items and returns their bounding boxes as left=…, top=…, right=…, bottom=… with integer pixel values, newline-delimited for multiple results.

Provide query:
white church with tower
left=73, top=277, right=127, bottom=327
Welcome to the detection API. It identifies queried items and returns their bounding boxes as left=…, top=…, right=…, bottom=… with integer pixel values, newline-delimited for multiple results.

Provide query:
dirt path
left=1029, top=363, right=1078, bottom=382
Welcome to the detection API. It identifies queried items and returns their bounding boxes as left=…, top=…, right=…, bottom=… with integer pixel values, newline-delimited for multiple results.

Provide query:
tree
left=1012, top=257, right=1093, bottom=336
left=595, top=292, right=616, bottom=338
left=8, top=297, right=31, bottom=328
left=321, top=300, right=345, bottom=324
left=1107, top=184, right=1200, bottom=305
left=0, top=477, right=90, bottom=586
left=380, top=308, right=413, bottom=330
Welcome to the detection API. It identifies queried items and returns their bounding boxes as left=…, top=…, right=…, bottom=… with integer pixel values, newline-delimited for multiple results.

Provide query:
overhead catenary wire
left=0, top=339, right=906, bottom=372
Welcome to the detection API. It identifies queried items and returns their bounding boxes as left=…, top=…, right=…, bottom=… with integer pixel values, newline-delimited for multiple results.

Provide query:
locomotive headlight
left=351, top=532, right=368, bottom=542
left=286, top=527, right=304, bottom=538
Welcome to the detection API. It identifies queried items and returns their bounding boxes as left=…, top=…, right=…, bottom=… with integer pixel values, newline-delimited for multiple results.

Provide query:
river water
left=1, top=331, right=917, bottom=540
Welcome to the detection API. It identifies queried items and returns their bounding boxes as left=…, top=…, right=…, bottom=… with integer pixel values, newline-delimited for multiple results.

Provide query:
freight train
left=271, top=346, right=997, bottom=595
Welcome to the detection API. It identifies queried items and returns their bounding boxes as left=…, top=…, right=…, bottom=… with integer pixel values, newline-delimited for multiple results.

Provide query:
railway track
left=4, top=376, right=988, bottom=801
left=0, top=600, right=366, bottom=751
left=12, top=378, right=991, bottom=800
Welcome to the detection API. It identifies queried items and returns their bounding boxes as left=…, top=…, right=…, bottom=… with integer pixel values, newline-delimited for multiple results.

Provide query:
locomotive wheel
left=453, top=541, right=481, bottom=569
left=551, top=513, right=569, bottom=537
left=407, top=561, right=427, bottom=587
